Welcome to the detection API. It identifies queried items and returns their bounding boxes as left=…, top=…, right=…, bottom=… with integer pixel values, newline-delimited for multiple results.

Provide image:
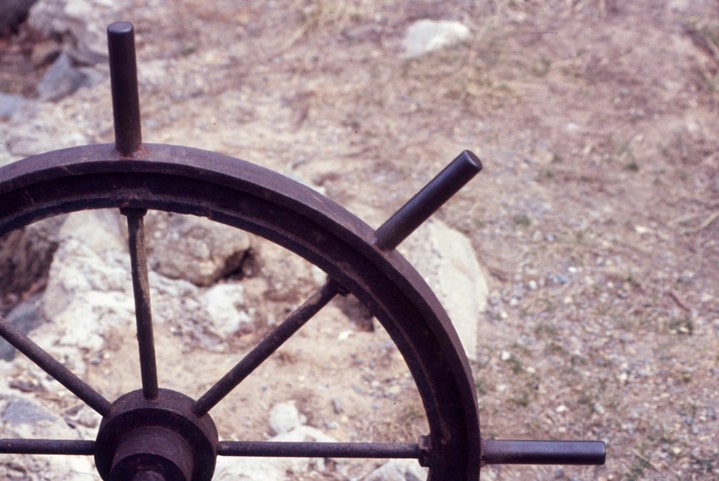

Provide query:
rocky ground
left=1, top=1, right=718, bottom=481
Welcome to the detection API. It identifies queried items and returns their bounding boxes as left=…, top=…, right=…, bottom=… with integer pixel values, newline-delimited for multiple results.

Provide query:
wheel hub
left=94, top=389, right=218, bottom=481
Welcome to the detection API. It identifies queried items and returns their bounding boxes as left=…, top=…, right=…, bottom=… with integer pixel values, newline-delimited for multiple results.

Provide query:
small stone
left=402, top=19, right=470, bottom=59
left=556, top=405, right=568, bottom=414
left=500, top=350, right=511, bottom=361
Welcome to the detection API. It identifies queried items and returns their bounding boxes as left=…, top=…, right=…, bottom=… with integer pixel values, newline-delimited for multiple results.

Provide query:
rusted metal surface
left=95, top=389, right=218, bottom=481
left=218, top=441, right=422, bottom=459
left=0, top=141, right=484, bottom=480
left=0, top=141, right=483, bottom=479
left=0, top=439, right=95, bottom=455
left=122, top=208, right=159, bottom=401
left=482, top=439, right=606, bottom=465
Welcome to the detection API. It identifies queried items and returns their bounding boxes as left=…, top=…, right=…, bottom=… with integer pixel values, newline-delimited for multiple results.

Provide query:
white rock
left=213, top=424, right=337, bottom=481
left=401, top=219, right=488, bottom=361
left=402, top=20, right=470, bottom=59
left=213, top=456, right=283, bottom=481
left=202, top=283, right=254, bottom=337
left=343, top=202, right=488, bottom=362
left=270, top=425, right=337, bottom=473
left=39, top=211, right=133, bottom=353
left=5, top=101, right=88, bottom=156
left=269, top=400, right=303, bottom=435
left=363, top=459, right=427, bottom=481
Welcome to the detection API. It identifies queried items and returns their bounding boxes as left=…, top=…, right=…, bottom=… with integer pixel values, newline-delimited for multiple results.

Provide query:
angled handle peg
left=374, top=150, right=482, bottom=250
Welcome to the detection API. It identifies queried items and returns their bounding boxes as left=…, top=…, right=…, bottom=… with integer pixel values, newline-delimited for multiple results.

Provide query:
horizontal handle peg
left=482, top=439, right=606, bottom=465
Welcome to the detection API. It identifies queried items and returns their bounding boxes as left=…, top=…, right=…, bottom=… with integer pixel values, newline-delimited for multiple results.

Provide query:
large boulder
left=146, top=212, right=253, bottom=287
left=0, top=217, right=64, bottom=298
left=400, top=218, right=488, bottom=362
left=28, top=0, right=119, bottom=65
left=348, top=202, right=488, bottom=362
left=34, top=210, right=261, bottom=359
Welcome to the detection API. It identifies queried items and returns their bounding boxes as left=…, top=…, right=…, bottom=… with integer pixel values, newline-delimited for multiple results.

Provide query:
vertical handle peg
left=107, top=21, right=143, bottom=156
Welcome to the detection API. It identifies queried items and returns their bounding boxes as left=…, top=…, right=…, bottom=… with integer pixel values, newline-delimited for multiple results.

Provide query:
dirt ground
left=1, top=1, right=718, bottom=480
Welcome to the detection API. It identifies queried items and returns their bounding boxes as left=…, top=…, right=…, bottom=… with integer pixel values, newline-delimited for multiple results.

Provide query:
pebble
left=402, top=19, right=470, bottom=59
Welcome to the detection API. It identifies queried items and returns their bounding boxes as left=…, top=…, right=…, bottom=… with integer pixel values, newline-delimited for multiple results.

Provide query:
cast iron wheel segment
left=0, top=21, right=605, bottom=481
left=0, top=141, right=483, bottom=481
left=0, top=20, right=481, bottom=481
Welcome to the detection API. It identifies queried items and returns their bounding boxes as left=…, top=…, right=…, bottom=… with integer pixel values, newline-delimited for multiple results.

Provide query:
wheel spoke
left=0, top=439, right=94, bottom=455
left=123, top=208, right=159, bottom=400
left=192, top=281, right=339, bottom=416
left=0, top=316, right=111, bottom=415
left=218, top=441, right=420, bottom=459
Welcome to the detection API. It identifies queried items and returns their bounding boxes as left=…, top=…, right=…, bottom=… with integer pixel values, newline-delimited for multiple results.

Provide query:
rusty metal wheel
left=0, top=22, right=604, bottom=481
